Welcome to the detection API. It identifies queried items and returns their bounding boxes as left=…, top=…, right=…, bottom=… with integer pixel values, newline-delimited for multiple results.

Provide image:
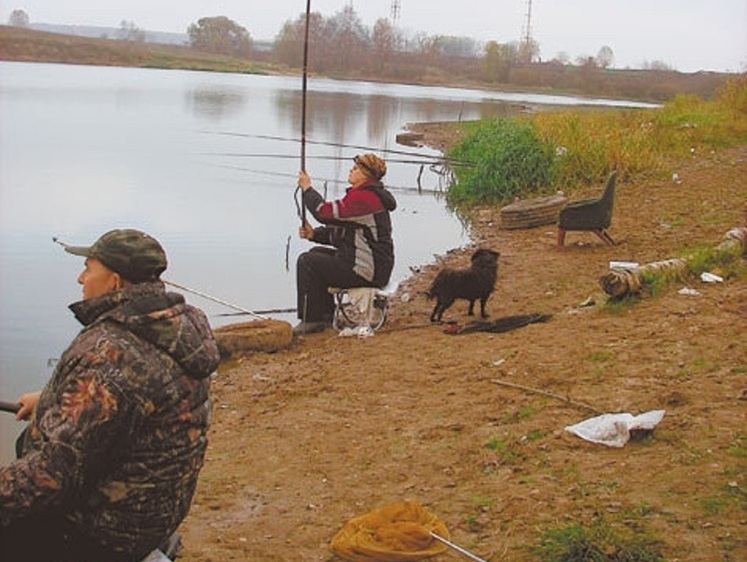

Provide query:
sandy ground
left=178, top=129, right=746, bottom=562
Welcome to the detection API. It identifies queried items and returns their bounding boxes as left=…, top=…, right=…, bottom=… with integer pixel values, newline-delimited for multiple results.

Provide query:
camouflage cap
left=354, top=153, right=387, bottom=180
left=64, top=229, right=168, bottom=283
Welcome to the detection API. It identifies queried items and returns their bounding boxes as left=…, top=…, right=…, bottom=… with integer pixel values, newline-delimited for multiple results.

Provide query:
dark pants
left=296, top=247, right=375, bottom=322
left=0, top=515, right=136, bottom=562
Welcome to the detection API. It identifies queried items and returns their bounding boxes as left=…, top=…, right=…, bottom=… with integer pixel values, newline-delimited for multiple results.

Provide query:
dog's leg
left=480, top=297, right=490, bottom=318
left=433, top=298, right=454, bottom=322
left=430, top=302, right=441, bottom=323
left=467, top=299, right=476, bottom=316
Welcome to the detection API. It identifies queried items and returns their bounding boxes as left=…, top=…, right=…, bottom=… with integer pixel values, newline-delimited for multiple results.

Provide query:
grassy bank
left=446, top=75, right=747, bottom=204
left=0, top=25, right=273, bottom=74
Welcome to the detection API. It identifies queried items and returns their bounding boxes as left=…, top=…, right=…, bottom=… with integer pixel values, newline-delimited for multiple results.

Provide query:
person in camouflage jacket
left=0, top=229, right=220, bottom=561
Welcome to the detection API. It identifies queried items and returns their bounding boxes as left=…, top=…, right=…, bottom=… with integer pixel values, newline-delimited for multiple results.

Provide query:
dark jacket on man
left=0, top=281, right=219, bottom=559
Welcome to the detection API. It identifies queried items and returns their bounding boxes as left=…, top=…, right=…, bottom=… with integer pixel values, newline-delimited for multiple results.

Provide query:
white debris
left=565, top=410, right=666, bottom=448
left=700, top=271, right=723, bottom=283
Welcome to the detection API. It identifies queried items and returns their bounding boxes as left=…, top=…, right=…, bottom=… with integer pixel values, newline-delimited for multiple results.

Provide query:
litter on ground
left=565, top=409, right=666, bottom=448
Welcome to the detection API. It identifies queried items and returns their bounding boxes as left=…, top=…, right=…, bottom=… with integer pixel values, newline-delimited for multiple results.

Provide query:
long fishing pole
left=51, top=238, right=270, bottom=321
left=0, top=400, right=20, bottom=414
left=298, top=0, right=312, bottom=227
left=163, top=279, right=269, bottom=321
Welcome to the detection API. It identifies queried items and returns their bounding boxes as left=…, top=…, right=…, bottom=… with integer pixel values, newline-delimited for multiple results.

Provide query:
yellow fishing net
left=330, top=499, right=450, bottom=561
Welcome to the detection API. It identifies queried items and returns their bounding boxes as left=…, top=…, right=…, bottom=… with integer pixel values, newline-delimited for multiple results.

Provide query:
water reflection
left=186, top=88, right=248, bottom=119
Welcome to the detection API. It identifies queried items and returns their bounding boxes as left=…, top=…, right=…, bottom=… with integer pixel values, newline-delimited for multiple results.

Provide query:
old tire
left=499, top=195, right=567, bottom=230
left=213, top=319, right=293, bottom=358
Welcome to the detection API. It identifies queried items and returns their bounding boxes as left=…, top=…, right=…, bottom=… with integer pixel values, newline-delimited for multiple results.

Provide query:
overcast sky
left=3, top=1, right=745, bottom=72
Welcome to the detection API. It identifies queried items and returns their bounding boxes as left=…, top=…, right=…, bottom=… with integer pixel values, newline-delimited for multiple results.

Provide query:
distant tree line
left=182, top=8, right=685, bottom=100
left=8, top=7, right=728, bottom=101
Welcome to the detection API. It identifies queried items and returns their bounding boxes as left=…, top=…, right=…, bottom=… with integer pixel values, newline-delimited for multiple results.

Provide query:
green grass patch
left=485, top=435, right=520, bottom=463
left=588, top=350, right=613, bottom=363
left=447, top=118, right=554, bottom=204
left=727, top=433, right=746, bottom=458
left=531, top=516, right=664, bottom=561
left=524, top=429, right=546, bottom=441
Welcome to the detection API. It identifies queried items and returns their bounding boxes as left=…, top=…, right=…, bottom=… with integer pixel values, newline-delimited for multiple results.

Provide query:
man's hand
left=297, top=170, right=311, bottom=191
left=15, top=391, right=41, bottom=421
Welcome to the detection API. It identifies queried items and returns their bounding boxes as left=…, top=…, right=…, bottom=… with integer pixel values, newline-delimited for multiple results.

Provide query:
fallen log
left=599, top=226, right=747, bottom=298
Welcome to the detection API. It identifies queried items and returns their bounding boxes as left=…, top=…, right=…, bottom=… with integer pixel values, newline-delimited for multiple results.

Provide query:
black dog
left=426, top=248, right=500, bottom=322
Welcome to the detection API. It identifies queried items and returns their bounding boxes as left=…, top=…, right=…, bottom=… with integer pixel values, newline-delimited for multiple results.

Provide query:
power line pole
left=520, top=0, right=534, bottom=63
left=522, top=0, right=533, bottom=47
left=391, top=0, right=401, bottom=24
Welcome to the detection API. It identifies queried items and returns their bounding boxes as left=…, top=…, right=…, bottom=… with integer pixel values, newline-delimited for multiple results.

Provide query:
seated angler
left=294, top=153, right=397, bottom=334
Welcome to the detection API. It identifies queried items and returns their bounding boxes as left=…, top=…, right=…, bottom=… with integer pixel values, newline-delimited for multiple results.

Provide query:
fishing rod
left=51, top=238, right=271, bottom=321
left=298, top=0, right=312, bottom=227
left=203, top=131, right=473, bottom=167
left=217, top=307, right=296, bottom=317
left=0, top=400, right=20, bottom=414
left=162, top=280, right=269, bottom=321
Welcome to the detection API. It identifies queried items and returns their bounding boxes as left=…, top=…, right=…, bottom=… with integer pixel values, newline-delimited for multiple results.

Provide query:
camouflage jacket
left=0, top=281, right=220, bottom=558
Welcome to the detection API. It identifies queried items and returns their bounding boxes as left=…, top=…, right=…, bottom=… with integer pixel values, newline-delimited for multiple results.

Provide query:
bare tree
left=575, top=55, right=598, bottom=68
left=324, top=5, right=369, bottom=72
left=188, top=16, right=252, bottom=58
left=372, top=17, right=400, bottom=68
left=518, top=37, right=540, bottom=64
left=644, top=60, right=674, bottom=71
left=8, top=9, right=29, bottom=27
left=437, top=36, right=480, bottom=58
left=273, top=12, right=324, bottom=69
left=553, top=51, right=571, bottom=65
left=118, top=20, right=145, bottom=42
left=483, top=41, right=516, bottom=82
left=596, top=45, right=614, bottom=69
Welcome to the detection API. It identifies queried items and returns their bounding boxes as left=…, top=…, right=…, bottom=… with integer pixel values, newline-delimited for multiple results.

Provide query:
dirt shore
left=179, top=131, right=746, bottom=561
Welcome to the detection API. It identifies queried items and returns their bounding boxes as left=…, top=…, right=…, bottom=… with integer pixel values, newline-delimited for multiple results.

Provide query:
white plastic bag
left=565, top=410, right=665, bottom=447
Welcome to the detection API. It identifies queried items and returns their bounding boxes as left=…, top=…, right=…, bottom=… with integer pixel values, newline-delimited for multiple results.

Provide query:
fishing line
left=203, top=162, right=450, bottom=195
left=196, top=152, right=467, bottom=167
left=201, top=130, right=473, bottom=167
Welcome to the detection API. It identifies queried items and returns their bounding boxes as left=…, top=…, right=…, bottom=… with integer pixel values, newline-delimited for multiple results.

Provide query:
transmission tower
left=520, top=0, right=534, bottom=63
left=391, top=0, right=401, bottom=24
left=522, top=0, right=533, bottom=47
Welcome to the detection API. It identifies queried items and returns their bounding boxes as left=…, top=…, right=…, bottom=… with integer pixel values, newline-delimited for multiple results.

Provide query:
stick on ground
left=490, top=378, right=602, bottom=415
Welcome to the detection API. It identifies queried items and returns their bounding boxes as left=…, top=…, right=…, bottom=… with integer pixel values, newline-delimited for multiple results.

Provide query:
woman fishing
left=294, top=153, right=397, bottom=334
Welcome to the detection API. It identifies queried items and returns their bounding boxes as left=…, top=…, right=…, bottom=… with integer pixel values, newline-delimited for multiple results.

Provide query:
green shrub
left=446, top=118, right=554, bottom=204
left=444, top=76, right=747, bottom=205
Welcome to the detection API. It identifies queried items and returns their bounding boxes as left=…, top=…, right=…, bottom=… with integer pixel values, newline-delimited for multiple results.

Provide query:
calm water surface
left=0, top=61, right=656, bottom=461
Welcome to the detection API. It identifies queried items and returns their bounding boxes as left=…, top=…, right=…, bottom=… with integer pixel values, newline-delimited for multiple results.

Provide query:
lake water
left=0, top=61, right=657, bottom=462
